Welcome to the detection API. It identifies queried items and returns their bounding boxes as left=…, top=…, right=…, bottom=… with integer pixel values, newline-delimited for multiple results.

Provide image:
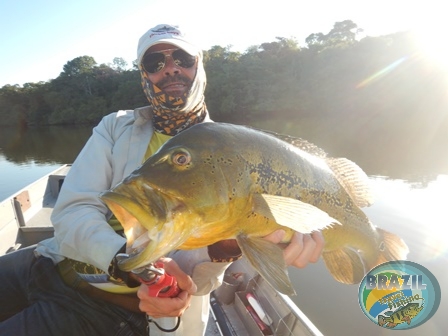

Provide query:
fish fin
left=253, top=194, right=340, bottom=233
left=246, top=125, right=374, bottom=208
left=322, top=247, right=366, bottom=284
left=326, top=157, right=375, bottom=208
left=253, top=128, right=328, bottom=158
left=374, top=228, right=409, bottom=266
left=236, top=234, right=295, bottom=295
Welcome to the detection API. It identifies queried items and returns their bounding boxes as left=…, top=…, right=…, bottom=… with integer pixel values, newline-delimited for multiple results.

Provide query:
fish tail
left=373, top=228, right=409, bottom=267
left=322, top=228, right=408, bottom=284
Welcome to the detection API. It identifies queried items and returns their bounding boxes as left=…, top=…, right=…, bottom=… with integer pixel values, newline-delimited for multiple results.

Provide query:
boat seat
left=13, top=174, right=66, bottom=232
left=1, top=166, right=71, bottom=254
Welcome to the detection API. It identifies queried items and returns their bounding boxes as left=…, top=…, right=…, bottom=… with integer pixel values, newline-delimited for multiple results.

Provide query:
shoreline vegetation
left=1, top=20, right=447, bottom=181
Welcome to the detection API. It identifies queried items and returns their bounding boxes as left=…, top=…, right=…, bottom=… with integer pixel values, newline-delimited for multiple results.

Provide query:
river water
left=0, top=122, right=447, bottom=335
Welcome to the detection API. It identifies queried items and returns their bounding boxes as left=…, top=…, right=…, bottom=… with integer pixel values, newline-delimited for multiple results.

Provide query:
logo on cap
left=150, top=25, right=181, bottom=38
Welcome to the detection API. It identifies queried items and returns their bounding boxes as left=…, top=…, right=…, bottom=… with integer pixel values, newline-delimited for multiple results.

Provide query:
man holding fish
left=0, top=24, right=324, bottom=335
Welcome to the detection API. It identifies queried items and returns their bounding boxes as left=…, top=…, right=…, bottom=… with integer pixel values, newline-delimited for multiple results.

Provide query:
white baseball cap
left=137, top=24, right=201, bottom=66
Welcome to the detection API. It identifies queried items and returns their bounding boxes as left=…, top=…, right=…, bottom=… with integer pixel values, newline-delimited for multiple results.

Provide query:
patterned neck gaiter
left=139, top=54, right=208, bottom=135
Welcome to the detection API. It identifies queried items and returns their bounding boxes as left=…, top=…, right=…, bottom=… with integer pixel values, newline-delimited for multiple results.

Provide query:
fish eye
left=172, top=151, right=191, bottom=166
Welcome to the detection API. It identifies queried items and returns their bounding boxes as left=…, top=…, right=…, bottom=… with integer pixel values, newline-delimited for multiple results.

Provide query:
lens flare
left=356, top=57, right=408, bottom=88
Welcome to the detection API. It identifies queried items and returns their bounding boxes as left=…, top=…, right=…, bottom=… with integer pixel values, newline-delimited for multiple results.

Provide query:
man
left=0, top=24, right=324, bottom=336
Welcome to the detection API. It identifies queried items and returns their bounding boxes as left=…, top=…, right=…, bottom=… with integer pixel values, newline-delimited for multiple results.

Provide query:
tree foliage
left=0, top=19, right=446, bottom=165
left=62, top=56, right=97, bottom=77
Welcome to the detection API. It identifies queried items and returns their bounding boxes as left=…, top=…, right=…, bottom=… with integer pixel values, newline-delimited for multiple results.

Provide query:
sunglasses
left=142, top=48, right=197, bottom=74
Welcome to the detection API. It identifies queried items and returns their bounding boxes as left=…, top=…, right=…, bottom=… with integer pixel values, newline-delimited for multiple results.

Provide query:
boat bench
left=9, top=172, right=67, bottom=250
left=13, top=174, right=65, bottom=230
left=1, top=165, right=71, bottom=255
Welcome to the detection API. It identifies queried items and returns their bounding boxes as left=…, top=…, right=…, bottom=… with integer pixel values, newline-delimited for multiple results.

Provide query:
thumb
left=160, top=257, right=197, bottom=295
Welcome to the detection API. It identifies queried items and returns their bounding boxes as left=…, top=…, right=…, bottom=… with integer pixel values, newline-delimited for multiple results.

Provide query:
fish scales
left=244, top=134, right=362, bottom=226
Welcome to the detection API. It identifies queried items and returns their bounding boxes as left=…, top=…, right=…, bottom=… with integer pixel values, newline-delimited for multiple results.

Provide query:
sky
left=1, top=0, right=446, bottom=87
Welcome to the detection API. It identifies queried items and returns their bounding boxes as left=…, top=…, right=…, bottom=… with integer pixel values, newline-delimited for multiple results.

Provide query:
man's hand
left=263, top=230, right=325, bottom=268
left=135, top=258, right=197, bottom=318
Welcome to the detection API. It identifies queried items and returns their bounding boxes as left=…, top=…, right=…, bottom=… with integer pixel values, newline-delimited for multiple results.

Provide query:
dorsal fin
left=249, top=126, right=375, bottom=207
left=249, top=127, right=328, bottom=158
left=325, top=157, right=375, bottom=207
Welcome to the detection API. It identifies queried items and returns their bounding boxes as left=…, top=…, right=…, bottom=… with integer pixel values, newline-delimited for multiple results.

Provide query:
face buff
left=140, top=53, right=208, bottom=136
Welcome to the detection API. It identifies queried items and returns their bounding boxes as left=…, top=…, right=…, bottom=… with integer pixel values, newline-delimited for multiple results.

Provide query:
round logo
left=358, top=260, right=440, bottom=330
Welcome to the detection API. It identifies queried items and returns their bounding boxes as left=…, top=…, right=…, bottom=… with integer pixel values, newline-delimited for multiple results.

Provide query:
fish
left=100, top=122, right=409, bottom=295
left=378, top=303, right=423, bottom=328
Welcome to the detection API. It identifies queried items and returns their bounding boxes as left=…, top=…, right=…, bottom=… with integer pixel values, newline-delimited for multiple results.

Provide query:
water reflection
left=252, top=118, right=448, bottom=183
left=1, top=121, right=447, bottom=181
left=0, top=125, right=93, bottom=164
left=367, top=175, right=448, bottom=262
left=0, top=125, right=93, bottom=200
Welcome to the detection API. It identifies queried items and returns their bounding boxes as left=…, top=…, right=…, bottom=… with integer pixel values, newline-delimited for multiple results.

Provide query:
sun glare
left=409, top=175, right=448, bottom=259
left=411, top=22, right=448, bottom=69
left=369, top=175, right=448, bottom=261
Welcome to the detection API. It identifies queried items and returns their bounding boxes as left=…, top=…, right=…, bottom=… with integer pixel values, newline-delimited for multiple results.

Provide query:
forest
left=1, top=20, right=447, bottom=176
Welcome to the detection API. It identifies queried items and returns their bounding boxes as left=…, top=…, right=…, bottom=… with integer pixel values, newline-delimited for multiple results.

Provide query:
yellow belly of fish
left=178, top=213, right=294, bottom=249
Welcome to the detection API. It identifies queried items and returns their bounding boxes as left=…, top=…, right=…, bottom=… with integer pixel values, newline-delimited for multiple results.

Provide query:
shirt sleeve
left=49, top=114, right=127, bottom=272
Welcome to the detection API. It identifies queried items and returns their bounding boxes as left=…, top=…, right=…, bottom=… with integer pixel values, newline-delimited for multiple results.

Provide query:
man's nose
left=163, top=56, right=180, bottom=76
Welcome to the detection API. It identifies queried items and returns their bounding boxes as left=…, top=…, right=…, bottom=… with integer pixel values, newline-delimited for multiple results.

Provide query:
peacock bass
left=100, top=122, right=409, bottom=295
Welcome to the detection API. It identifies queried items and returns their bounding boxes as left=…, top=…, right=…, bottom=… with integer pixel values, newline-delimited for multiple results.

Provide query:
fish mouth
left=99, top=180, right=188, bottom=271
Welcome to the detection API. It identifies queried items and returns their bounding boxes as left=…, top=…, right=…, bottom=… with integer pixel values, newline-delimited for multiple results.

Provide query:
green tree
left=110, top=70, right=146, bottom=110
left=61, top=56, right=97, bottom=97
left=203, top=46, right=242, bottom=121
left=0, top=84, right=27, bottom=126
left=62, top=56, right=97, bottom=77
left=306, top=20, right=362, bottom=50
left=305, top=32, right=325, bottom=49
left=326, top=20, right=362, bottom=45
left=111, top=57, right=128, bottom=72
left=23, top=82, right=51, bottom=125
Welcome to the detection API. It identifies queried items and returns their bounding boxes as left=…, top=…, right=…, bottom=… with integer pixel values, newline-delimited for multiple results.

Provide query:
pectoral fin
left=253, top=194, right=339, bottom=233
left=236, top=234, right=295, bottom=295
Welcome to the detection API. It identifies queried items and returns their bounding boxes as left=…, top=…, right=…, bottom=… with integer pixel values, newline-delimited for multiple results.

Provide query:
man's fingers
left=137, top=288, right=192, bottom=317
left=309, top=231, right=325, bottom=263
left=283, top=232, right=325, bottom=268
left=283, top=232, right=305, bottom=267
left=160, top=257, right=197, bottom=295
left=135, top=258, right=196, bottom=317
